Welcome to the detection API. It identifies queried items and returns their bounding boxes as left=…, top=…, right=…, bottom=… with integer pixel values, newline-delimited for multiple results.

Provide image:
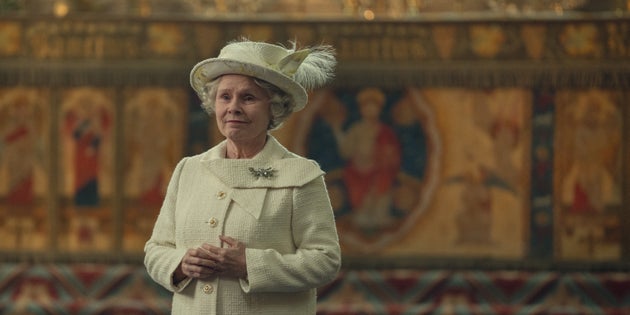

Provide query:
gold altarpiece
left=0, top=14, right=629, bottom=269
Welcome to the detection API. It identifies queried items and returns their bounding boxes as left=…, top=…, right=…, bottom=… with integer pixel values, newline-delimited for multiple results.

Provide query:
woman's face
left=215, top=74, right=272, bottom=145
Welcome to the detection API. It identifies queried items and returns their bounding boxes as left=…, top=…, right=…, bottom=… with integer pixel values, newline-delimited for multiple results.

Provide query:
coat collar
left=200, top=135, right=324, bottom=189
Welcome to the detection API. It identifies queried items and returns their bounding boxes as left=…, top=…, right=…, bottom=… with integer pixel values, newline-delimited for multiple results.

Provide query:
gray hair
left=199, top=76, right=295, bottom=130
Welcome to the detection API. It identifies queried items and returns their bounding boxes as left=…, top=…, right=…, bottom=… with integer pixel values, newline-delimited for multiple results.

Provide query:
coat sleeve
left=144, top=158, right=192, bottom=292
left=240, top=175, right=342, bottom=293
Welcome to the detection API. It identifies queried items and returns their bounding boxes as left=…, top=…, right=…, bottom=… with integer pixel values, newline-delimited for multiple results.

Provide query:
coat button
left=202, top=284, right=214, bottom=294
left=216, top=191, right=226, bottom=199
left=207, top=217, right=218, bottom=227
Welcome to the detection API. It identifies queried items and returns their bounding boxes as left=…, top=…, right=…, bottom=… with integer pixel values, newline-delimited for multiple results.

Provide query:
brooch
left=249, top=167, right=276, bottom=179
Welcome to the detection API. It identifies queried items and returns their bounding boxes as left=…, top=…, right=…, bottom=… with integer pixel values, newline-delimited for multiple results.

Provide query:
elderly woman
left=144, top=39, right=341, bottom=315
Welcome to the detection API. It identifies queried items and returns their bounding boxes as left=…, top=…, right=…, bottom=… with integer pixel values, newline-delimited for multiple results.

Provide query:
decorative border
left=0, top=17, right=628, bottom=88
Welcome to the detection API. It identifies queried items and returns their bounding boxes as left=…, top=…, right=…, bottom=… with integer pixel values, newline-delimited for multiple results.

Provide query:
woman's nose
left=226, top=100, right=242, bottom=114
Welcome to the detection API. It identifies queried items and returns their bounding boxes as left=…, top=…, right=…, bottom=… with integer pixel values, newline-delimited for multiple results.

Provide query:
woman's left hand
left=201, top=235, right=248, bottom=279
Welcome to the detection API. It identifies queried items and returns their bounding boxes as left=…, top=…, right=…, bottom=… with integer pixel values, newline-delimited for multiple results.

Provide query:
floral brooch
left=249, top=167, right=276, bottom=179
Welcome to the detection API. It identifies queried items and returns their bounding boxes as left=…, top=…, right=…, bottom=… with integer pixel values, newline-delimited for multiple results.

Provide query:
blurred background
left=0, top=0, right=629, bottom=314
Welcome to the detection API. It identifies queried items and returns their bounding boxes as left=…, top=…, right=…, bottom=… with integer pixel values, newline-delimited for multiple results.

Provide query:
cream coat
left=144, top=136, right=341, bottom=315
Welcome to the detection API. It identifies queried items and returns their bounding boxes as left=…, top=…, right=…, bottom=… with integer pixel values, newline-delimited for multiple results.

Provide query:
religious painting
left=122, top=88, right=186, bottom=251
left=435, top=88, right=530, bottom=257
left=287, top=87, right=531, bottom=258
left=404, top=88, right=530, bottom=258
left=288, top=87, right=439, bottom=254
left=554, top=89, right=623, bottom=260
left=58, top=87, right=115, bottom=252
left=0, top=87, right=50, bottom=251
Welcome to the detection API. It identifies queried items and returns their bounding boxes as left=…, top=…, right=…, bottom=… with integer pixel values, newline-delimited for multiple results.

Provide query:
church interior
left=0, top=0, right=629, bottom=313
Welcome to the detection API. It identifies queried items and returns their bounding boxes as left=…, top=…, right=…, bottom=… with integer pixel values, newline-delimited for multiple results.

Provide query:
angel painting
left=443, top=89, right=526, bottom=246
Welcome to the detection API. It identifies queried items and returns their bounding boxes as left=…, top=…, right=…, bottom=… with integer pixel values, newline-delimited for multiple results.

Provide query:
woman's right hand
left=174, top=247, right=218, bottom=283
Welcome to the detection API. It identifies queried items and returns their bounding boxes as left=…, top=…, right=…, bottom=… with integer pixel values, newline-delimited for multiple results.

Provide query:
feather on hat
left=190, top=39, right=336, bottom=112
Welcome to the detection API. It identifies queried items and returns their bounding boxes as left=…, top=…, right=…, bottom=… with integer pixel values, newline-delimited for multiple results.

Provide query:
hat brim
left=190, top=58, right=308, bottom=112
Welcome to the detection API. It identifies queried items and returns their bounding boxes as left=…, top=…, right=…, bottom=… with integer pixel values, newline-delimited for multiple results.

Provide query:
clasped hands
left=174, top=235, right=247, bottom=284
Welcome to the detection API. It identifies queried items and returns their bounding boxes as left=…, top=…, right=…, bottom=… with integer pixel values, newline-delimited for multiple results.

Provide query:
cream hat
left=190, top=39, right=336, bottom=112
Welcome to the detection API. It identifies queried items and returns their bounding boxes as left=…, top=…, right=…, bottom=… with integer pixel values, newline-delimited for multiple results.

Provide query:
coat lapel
left=199, top=136, right=324, bottom=219
left=230, top=188, right=266, bottom=219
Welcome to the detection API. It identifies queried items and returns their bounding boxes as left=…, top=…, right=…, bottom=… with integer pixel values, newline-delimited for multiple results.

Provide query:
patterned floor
left=1, top=264, right=629, bottom=314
